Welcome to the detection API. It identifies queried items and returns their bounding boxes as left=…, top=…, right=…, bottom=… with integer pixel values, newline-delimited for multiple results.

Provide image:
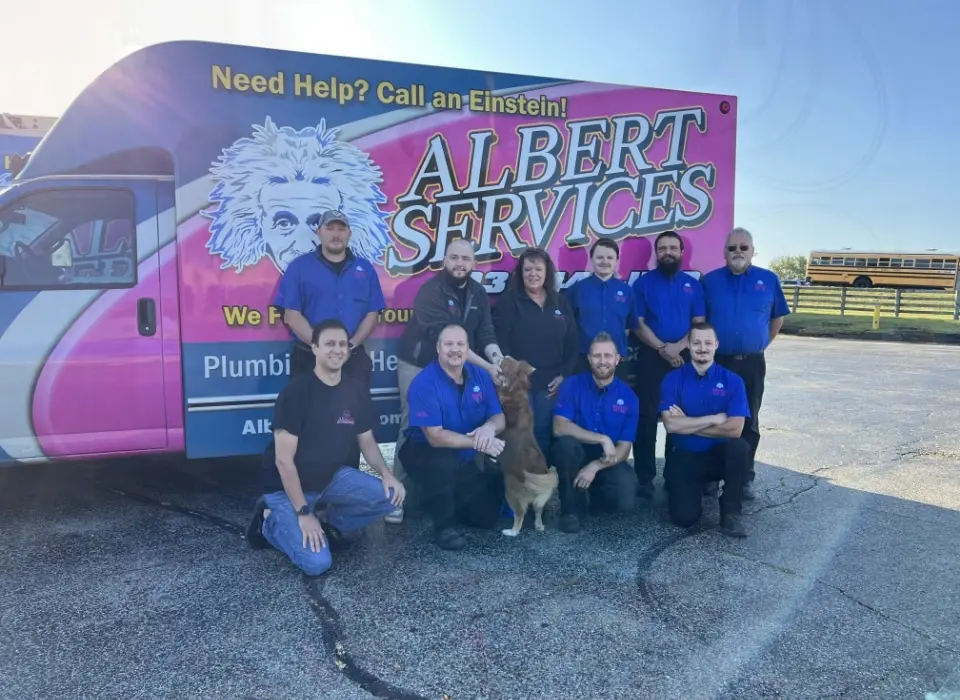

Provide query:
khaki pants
left=391, top=359, right=423, bottom=486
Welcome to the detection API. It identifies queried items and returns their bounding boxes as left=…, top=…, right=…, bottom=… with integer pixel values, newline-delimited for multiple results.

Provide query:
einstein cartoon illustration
left=203, top=117, right=391, bottom=273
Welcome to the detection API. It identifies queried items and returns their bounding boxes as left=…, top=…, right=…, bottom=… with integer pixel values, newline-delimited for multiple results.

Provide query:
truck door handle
left=137, top=297, right=157, bottom=336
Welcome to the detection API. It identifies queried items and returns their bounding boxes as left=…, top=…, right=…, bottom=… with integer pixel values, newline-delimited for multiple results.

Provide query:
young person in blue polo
left=550, top=332, right=639, bottom=534
left=244, top=319, right=405, bottom=576
left=397, top=324, right=507, bottom=551
left=630, top=230, right=706, bottom=498
left=273, top=209, right=385, bottom=392
left=659, top=322, right=750, bottom=537
left=564, top=239, right=638, bottom=379
left=700, top=227, right=790, bottom=500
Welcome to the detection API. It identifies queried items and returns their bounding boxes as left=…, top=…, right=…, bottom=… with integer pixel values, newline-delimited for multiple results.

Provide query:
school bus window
left=931, top=259, right=944, bottom=269
left=915, top=259, right=930, bottom=268
left=855, top=258, right=866, bottom=266
left=832, top=257, right=843, bottom=264
left=0, top=188, right=137, bottom=291
left=867, top=258, right=878, bottom=266
left=903, top=259, right=914, bottom=267
left=878, top=258, right=890, bottom=267
left=946, top=260, right=957, bottom=270
left=891, top=258, right=902, bottom=267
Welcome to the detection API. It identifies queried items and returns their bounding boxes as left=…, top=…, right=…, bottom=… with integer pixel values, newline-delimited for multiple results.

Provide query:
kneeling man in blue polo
left=660, top=322, right=750, bottom=537
left=398, top=324, right=507, bottom=551
left=550, top=332, right=639, bottom=533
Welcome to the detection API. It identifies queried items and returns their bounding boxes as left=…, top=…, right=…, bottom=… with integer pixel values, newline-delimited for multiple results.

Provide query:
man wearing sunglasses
left=700, top=227, right=790, bottom=500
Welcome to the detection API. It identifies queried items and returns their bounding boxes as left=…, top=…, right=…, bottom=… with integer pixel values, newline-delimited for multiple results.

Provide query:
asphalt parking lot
left=2, top=336, right=959, bottom=700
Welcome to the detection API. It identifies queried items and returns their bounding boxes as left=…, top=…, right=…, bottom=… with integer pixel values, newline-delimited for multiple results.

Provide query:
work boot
left=244, top=497, right=269, bottom=550
left=742, top=482, right=757, bottom=501
left=721, top=513, right=747, bottom=538
left=559, top=514, right=581, bottom=534
left=435, top=528, right=466, bottom=551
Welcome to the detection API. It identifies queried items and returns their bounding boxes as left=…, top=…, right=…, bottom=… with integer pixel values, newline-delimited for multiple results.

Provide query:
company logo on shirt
left=615, top=290, right=626, bottom=302
left=471, top=385, right=483, bottom=403
left=755, top=280, right=766, bottom=290
left=712, top=382, right=726, bottom=396
left=448, top=299, right=456, bottom=307
left=337, top=410, right=355, bottom=425
left=612, top=397, right=629, bottom=414
left=352, top=265, right=366, bottom=278
left=683, top=282, right=693, bottom=293
left=553, top=309, right=564, bottom=320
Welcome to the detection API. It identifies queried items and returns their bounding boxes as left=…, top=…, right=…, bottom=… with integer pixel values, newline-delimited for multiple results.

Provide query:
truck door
left=0, top=179, right=168, bottom=462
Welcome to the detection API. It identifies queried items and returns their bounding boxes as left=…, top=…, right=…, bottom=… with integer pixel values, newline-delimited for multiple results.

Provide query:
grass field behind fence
left=787, top=286, right=959, bottom=320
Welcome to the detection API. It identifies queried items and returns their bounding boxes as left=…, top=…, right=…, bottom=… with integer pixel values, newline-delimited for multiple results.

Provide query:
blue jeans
left=529, top=389, right=554, bottom=462
left=262, top=467, right=397, bottom=576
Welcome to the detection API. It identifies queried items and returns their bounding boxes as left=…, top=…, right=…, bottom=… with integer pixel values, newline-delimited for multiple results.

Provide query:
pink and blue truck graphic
left=0, top=40, right=738, bottom=465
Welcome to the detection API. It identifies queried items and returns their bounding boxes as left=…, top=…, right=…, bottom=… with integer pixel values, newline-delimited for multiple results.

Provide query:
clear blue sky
left=2, top=0, right=957, bottom=265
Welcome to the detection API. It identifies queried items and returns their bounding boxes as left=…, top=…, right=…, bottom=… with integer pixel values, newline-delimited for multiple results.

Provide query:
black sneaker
left=742, top=482, right=757, bottom=501
left=323, top=523, right=356, bottom=554
left=721, top=513, right=747, bottom=538
left=559, top=514, right=581, bottom=534
left=435, top=528, right=466, bottom=551
left=244, top=497, right=269, bottom=550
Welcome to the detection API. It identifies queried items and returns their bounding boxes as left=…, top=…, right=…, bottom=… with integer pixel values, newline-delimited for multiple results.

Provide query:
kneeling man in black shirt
left=245, top=319, right=405, bottom=576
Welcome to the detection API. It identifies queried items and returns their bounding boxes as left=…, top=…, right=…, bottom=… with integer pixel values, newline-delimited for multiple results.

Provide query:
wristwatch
left=296, top=504, right=310, bottom=517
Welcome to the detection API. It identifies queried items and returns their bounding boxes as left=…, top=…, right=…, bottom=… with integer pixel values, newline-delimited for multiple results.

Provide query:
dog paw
left=501, top=528, right=520, bottom=537
left=535, top=524, right=545, bottom=532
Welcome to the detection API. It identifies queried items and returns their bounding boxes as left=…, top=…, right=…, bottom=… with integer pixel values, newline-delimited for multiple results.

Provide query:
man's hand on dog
left=468, top=425, right=505, bottom=457
left=574, top=462, right=600, bottom=489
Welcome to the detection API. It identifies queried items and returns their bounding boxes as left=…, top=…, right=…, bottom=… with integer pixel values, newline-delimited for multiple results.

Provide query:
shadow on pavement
left=1, top=452, right=958, bottom=700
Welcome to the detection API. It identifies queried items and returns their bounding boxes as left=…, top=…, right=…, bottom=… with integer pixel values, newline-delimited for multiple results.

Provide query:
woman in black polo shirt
left=492, top=247, right=579, bottom=460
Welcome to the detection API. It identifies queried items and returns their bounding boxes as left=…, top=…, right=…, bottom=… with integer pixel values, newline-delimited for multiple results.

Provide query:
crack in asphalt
left=741, top=554, right=959, bottom=657
left=105, top=487, right=431, bottom=700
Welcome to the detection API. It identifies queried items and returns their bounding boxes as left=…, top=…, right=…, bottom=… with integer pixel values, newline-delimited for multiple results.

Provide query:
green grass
left=783, top=312, right=960, bottom=336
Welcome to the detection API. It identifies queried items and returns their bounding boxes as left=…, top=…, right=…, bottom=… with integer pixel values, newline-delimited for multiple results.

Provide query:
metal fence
left=784, top=285, right=960, bottom=320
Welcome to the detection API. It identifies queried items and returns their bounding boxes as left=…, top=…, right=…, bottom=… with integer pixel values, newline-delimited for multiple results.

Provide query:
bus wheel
left=851, top=276, right=872, bottom=288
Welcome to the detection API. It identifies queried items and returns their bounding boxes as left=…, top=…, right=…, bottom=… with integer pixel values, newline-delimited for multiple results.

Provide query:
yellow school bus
left=806, top=250, right=960, bottom=290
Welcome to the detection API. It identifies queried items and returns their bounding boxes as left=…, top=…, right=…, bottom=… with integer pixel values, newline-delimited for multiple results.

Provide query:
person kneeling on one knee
left=398, top=324, right=507, bottom=551
left=244, top=319, right=406, bottom=576
left=549, top=332, right=640, bottom=533
left=660, top=322, right=751, bottom=537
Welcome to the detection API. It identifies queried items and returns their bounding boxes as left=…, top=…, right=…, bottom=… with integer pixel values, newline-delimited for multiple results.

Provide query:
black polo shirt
left=260, top=372, right=375, bottom=494
left=492, top=288, right=580, bottom=391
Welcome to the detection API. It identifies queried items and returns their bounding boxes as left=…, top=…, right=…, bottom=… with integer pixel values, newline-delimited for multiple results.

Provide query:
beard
left=657, top=258, right=681, bottom=275
left=443, top=268, right=469, bottom=286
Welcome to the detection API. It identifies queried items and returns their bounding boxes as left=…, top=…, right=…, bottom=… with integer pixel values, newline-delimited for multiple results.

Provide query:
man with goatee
left=392, top=238, right=505, bottom=524
left=630, top=231, right=706, bottom=498
left=660, top=321, right=750, bottom=537
left=701, top=227, right=790, bottom=500
left=550, top=332, right=640, bottom=534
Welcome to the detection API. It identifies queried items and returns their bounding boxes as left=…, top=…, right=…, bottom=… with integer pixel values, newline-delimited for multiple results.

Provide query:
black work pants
left=398, top=440, right=504, bottom=532
left=292, top=342, right=374, bottom=469
left=550, top=436, right=637, bottom=516
left=714, top=353, right=766, bottom=482
left=665, top=439, right=749, bottom=528
left=632, top=343, right=690, bottom=485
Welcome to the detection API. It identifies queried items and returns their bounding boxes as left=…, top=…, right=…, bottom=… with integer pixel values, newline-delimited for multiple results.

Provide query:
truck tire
left=851, top=276, right=872, bottom=288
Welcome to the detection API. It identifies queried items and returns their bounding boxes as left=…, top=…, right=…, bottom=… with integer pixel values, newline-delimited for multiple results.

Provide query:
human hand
left=713, top=413, right=728, bottom=426
left=381, top=472, right=406, bottom=507
left=668, top=404, right=686, bottom=417
left=482, top=437, right=506, bottom=458
left=468, top=424, right=498, bottom=454
left=298, top=513, right=326, bottom=553
left=574, top=462, right=599, bottom=489
left=547, top=375, right=564, bottom=397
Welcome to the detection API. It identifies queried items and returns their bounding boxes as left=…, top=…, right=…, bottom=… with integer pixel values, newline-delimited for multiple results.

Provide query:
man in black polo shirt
left=244, top=319, right=404, bottom=576
left=550, top=332, right=640, bottom=534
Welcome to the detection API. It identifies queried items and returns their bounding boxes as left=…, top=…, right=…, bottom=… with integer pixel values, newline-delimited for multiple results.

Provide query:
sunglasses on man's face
left=727, top=244, right=751, bottom=252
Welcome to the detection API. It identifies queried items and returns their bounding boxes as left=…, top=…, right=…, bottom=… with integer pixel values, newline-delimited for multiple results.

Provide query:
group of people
left=244, top=208, right=791, bottom=575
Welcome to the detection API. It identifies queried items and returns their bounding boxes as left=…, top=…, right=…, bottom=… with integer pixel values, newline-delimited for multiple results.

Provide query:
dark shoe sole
left=245, top=497, right=269, bottom=550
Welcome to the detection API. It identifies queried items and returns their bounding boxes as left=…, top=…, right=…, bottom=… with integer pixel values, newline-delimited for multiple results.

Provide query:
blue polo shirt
left=564, top=274, right=638, bottom=355
left=273, top=249, right=386, bottom=339
left=700, top=265, right=790, bottom=355
left=404, top=360, right=503, bottom=463
left=633, top=269, right=706, bottom=343
left=659, top=362, right=750, bottom=452
left=552, top=372, right=639, bottom=444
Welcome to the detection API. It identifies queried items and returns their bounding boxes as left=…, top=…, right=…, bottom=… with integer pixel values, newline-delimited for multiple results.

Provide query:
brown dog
left=496, top=357, right=559, bottom=536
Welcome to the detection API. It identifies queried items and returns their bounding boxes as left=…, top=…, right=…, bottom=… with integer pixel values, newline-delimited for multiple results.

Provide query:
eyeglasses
left=727, top=244, right=751, bottom=252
